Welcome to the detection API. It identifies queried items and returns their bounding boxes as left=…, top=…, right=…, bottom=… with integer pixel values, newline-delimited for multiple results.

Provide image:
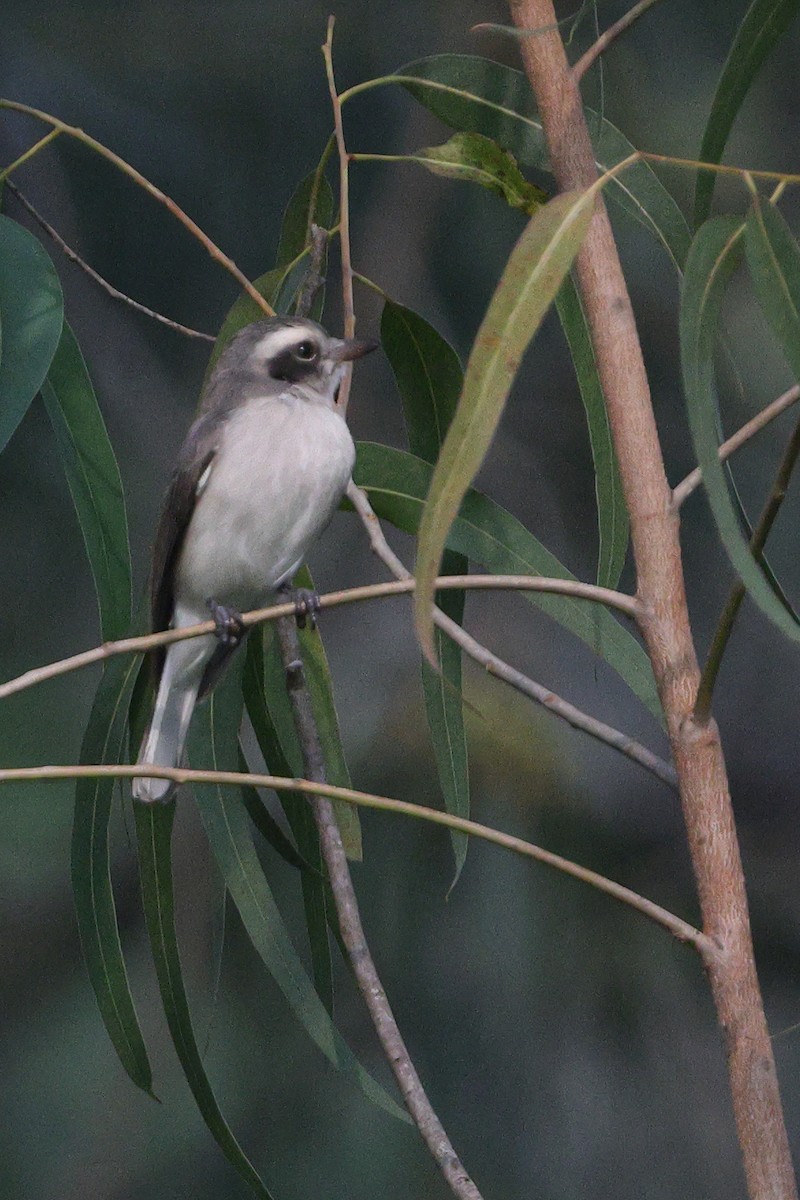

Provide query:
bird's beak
left=329, top=337, right=379, bottom=363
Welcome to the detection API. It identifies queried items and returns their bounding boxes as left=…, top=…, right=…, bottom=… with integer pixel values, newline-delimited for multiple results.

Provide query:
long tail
left=133, top=636, right=211, bottom=804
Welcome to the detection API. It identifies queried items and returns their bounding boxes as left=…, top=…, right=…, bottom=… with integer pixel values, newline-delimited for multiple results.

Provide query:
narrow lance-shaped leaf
left=414, top=189, right=594, bottom=663
left=681, top=215, right=800, bottom=644
left=188, top=671, right=408, bottom=1123
left=243, top=626, right=335, bottom=1011
left=0, top=214, right=63, bottom=453
left=277, top=168, right=334, bottom=266
left=381, top=300, right=470, bottom=879
left=555, top=277, right=628, bottom=588
left=694, top=0, right=800, bottom=226
left=745, top=196, right=800, bottom=381
left=72, top=652, right=154, bottom=1097
left=41, top=323, right=132, bottom=641
left=353, top=442, right=661, bottom=723
left=381, top=55, right=691, bottom=271
left=134, top=799, right=275, bottom=1198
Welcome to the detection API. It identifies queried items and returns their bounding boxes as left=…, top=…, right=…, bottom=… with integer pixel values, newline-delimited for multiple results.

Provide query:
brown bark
left=508, top=3, right=797, bottom=1197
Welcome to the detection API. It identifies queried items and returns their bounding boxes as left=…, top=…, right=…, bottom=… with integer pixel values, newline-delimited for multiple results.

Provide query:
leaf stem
left=0, top=97, right=275, bottom=317
left=572, top=0, right=664, bottom=83
left=321, top=18, right=356, bottom=411
left=0, top=128, right=61, bottom=181
left=694, top=412, right=800, bottom=723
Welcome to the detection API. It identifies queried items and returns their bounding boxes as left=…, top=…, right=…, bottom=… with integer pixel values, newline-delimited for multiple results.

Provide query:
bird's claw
left=292, top=588, right=321, bottom=631
left=207, top=599, right=245, bottom=647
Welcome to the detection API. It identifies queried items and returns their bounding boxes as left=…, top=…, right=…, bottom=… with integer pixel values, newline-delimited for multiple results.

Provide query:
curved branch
left=0, top=762, right=710, bottom=953
left=0, top=97, right=275, bottom=318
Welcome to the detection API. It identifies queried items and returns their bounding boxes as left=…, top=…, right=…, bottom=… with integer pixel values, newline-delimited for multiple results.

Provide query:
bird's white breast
left=175, top=391, right=355, bottom=615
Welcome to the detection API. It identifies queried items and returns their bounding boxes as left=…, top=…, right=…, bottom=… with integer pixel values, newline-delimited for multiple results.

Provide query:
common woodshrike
left=133, top=316, right=376, bottom=804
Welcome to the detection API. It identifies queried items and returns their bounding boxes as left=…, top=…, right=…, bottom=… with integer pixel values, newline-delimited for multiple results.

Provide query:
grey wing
left=150, top=416, right=220, bottom=678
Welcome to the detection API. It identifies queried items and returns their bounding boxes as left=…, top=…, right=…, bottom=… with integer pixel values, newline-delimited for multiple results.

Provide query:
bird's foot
left=207, top=599, right=245, bottom=647
left=278, top=585, right=321, bottom=630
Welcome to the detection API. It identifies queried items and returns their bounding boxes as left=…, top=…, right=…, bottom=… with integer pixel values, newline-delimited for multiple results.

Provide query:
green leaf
left=555, top=277, right=628, bottom=588
left=72, top=652, right=154, bottom=1097
left=188, top=672, right=408, bottom=1124
left=413, top=189, right=593, bottom=663
left=41, top=323, right=131, bottom=641
left=277, top=169, right=335, bottom=266
left=134, top=799, right=275, bottom=1198
left=206, top=268, right=286, bottom=374
left=681, top=215, right=800, bottom=644
left=745, top=197, right=800, bottom=380
left=243, top=629, right=335, bottom=1010
left=694, top=0, right=800, bottom=226
left=415, top=132, right=546, bottom=214
left=353, top=442, right=661, bottom=723
left=387, top=54, right=691, bottom=271
left=0, top=214, right=63, bottom=452
left=380, top=300, right=469, bottom=878
left=237, top=744, right=313, bottom=874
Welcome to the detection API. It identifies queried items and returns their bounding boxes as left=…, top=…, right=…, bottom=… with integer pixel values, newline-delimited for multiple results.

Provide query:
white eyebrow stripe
left=252, top=325, right=322, bottom=361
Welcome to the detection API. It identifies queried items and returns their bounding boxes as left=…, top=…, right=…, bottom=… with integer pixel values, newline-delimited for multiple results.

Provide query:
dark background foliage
left=2, top=2, right=800, bottom=1197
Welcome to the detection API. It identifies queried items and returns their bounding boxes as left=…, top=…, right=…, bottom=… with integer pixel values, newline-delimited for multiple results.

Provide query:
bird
left=132, top=315, right=376, bottom=804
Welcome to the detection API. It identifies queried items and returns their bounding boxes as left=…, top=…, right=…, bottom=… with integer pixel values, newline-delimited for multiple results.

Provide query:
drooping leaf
left=382, top=54, right=691, bottom=271
left=72, top=652, right=154, bottom=1097
left=745, top=196, right=800, bottom=380
left=188, top=672, right=408, bottom=1123
left=237, top=743, right=312, bottom=874
left=681, top=215, right=800, bottom=643
left=0, top=214, right=63, bottom=452
left=41, top=323, right=131, bottom=641
left=694, top=0, right=800, bottom=226
left=413, top=189, right=593, bottom=663
left=380, top=300, right=469, bottom=878
left=415, top=132, right=546, bottom=214
left=243, top=628, right=334, bottom=1010
left=134, top=798, right=275, bottom=1198
left=555, top=276, right=628, bottom=588
left=277, top=169, right=335, bottom=266
left=353, top=442, right=661, bottom=723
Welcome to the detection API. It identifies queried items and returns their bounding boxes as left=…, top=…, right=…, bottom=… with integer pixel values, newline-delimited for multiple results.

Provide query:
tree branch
left=347, top=482, right=677, bottom=789
left=0, top=762, right=712, bottom=955
left=672, top=383, right=800, bottom=508
left=0, top=97, right=275, bottom=318
left=572, top=0, right=664, bottom=83
left=5, top=179, right=215, bottom=340
left=509, top=5, right=797, bottom=1197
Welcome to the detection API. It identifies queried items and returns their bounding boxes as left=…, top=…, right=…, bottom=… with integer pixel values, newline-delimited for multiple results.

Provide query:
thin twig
left=0, top=97, right=275, bottom=318
left=346, top=483, right=677, bottom=789
left=0, top=762, right=710, bottom=951
left=0, top=128, right=61, bottom=180
left=322, top=18, right=356, bottom=412
left=572, top=0, right=664, bottom=83
left=274, top=624, right=484, bottom=1199
left=672, top=383, right=800, bottom=508
left=0, top=574, right=639, bottom=702
left=5, top=179, right=214, bottom=341
left=694, top=412, right=800, bottom=723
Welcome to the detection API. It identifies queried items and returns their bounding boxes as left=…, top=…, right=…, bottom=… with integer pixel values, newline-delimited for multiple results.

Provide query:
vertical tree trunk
left=508, top=3, right=797, bottom=1197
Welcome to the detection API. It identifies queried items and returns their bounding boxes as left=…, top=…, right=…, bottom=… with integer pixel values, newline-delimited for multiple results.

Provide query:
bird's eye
left=295, top=340, right=317, bottom=361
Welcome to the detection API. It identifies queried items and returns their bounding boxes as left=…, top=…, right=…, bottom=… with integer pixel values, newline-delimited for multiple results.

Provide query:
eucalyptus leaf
left=72, top=653, right=154, bottom=1097
left=388, top=54, right=691, bottom=271
left=381, top=300, right=470, bottom=878
left=353, top=442, right=661, bottom=722
left=189, top=674, right=408, bottom=1123
left=42, top=323, right=131, bottom=641
left=680, top=216, right=800, bottom=644
left=134, top=798, right=275, bottom=1198
left=694, top=0, right=800, bottom=226
left=277, top=169, right=334, bottom=266
left=413, top=189, right=593, bottom=663
left=417, top=132, right=546, bottom=214
left=0, top=214, right=63, bottom=452
left=745, top=197, right=800, bottom=380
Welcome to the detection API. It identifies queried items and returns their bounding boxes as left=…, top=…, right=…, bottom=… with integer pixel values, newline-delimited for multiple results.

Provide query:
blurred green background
left=2, top=2, right=800, bottom=1197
